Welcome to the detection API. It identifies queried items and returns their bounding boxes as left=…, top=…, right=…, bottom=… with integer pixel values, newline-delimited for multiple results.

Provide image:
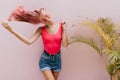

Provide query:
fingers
left=62, top=21, right=68, bottom=27
left=1, top=22, right=7, bottom=25
left=1, top=22, right=12, bottom=32
left=62, top=21, right=66, bottom=25
left=1, top=22, right=9, bottom=28
left=62, top=22, right=66, bottom=25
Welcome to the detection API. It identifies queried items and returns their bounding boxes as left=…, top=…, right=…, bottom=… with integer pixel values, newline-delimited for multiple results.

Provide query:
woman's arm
left=61, top=22, right=69, bottom=47
left=1, top=22, right=41, bottom=45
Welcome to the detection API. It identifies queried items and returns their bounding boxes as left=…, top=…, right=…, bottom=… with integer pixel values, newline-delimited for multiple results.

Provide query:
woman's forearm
left=1, top=22, right=41, bottom=45
left=62, top=29, right=69, bottom=47
left=11, top=27, right=41, bottom=45
left=1, top=22, right=32, bottom=45
left=11, top=30, right=33, bottom=45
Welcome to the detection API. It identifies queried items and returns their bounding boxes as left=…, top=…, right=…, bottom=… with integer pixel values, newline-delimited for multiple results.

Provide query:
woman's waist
left=44, top=50, right=61, bottom=56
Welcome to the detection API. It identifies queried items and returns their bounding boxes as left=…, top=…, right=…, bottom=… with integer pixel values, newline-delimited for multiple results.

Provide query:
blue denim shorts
left=39, top=51, right=61, bottom=72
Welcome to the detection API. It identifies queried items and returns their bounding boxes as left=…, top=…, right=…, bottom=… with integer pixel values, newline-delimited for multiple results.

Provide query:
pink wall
left=0, top=0, right=120, bottom=80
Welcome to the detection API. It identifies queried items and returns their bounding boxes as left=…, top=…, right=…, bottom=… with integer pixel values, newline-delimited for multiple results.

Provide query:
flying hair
left=8, top=6, right=46, bottom=24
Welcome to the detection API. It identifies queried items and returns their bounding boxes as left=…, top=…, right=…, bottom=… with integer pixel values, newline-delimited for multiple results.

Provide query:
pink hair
left=8, top=6, right=47, bottom=24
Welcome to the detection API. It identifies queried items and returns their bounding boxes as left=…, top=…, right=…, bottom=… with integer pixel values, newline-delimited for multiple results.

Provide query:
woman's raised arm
left=61, top=22, right=69, bottom=47
left=1, top=22, right=42, bottom=45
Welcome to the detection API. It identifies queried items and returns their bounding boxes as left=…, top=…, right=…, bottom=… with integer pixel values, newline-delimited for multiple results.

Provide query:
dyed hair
left=8, top=6, right=48, bottom=24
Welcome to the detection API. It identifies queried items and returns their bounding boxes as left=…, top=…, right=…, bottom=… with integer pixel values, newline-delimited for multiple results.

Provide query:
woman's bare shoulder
left=36, top=26, right=45, bottom=34
left=37, top=25, right=45, bottom=30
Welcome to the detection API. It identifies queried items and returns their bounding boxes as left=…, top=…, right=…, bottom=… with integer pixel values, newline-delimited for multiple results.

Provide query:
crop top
left=41, top=23, right=62, bottom=54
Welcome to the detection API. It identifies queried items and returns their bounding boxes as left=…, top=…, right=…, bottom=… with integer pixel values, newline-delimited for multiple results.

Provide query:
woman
left=1, top=6, right=68, bottom=80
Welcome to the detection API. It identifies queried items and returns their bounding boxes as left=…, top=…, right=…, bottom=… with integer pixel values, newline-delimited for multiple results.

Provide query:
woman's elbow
left=25, top=41, right=33, bottom=45
left=62, top=43, right=69, bottom=47
left=27, top=43, right=32, bottom=45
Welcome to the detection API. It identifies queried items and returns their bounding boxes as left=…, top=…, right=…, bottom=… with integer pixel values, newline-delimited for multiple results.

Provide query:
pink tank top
left=41, top=23, right=62, bottom=54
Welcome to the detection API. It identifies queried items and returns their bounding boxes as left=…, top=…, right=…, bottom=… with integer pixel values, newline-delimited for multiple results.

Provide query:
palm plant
left=70, top=17, right=120, bottom=80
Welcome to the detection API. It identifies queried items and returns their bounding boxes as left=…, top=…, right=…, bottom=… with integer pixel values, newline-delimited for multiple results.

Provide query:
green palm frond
left=107, top=64, right=115, bottom=76
left=103, top=49, right=120, bottom=64
left=70, top=37, right=101, bottom=55
left=113, top=63, right=120, bottom=77
left=96, top=17, right=114, bottom=34
left=114, top=36, right=120, bottom=50
left=70, top=17, right=120, bottom=78
left=107, top=63, right=120, bottom=76
left=82, top=19, right=114, bottom=49
left=114, top=62, right=120, bottom=73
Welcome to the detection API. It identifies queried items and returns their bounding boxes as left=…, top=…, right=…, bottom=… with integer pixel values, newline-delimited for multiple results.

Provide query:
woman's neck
left=46, top=20, right=54, bottom=27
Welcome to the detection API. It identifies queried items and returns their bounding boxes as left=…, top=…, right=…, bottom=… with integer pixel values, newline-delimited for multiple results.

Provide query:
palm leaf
left=103, top=49, right=120, bottom=64
left=96, top=17, right=114, bottom=34
left=82, top=19, right=114, bottom=49
left=70, top=37, right=101, bottom=55
left=107, top=64, right=115, bottom=76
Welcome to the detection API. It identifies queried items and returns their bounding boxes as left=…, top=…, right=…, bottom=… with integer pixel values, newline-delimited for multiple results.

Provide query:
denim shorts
left=39, top=51, right=61, bottom=72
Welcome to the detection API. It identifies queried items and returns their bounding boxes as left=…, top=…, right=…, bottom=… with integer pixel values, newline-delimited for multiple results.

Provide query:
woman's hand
left=62, top=21, right=67, bottom=31
left=61, top=21, right=69, bottom=47
left=1, top=22, right=13, bottom=32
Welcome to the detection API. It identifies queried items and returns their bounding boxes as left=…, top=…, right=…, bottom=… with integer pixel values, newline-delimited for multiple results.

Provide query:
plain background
left=0, top=0, right=120, bottom=80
